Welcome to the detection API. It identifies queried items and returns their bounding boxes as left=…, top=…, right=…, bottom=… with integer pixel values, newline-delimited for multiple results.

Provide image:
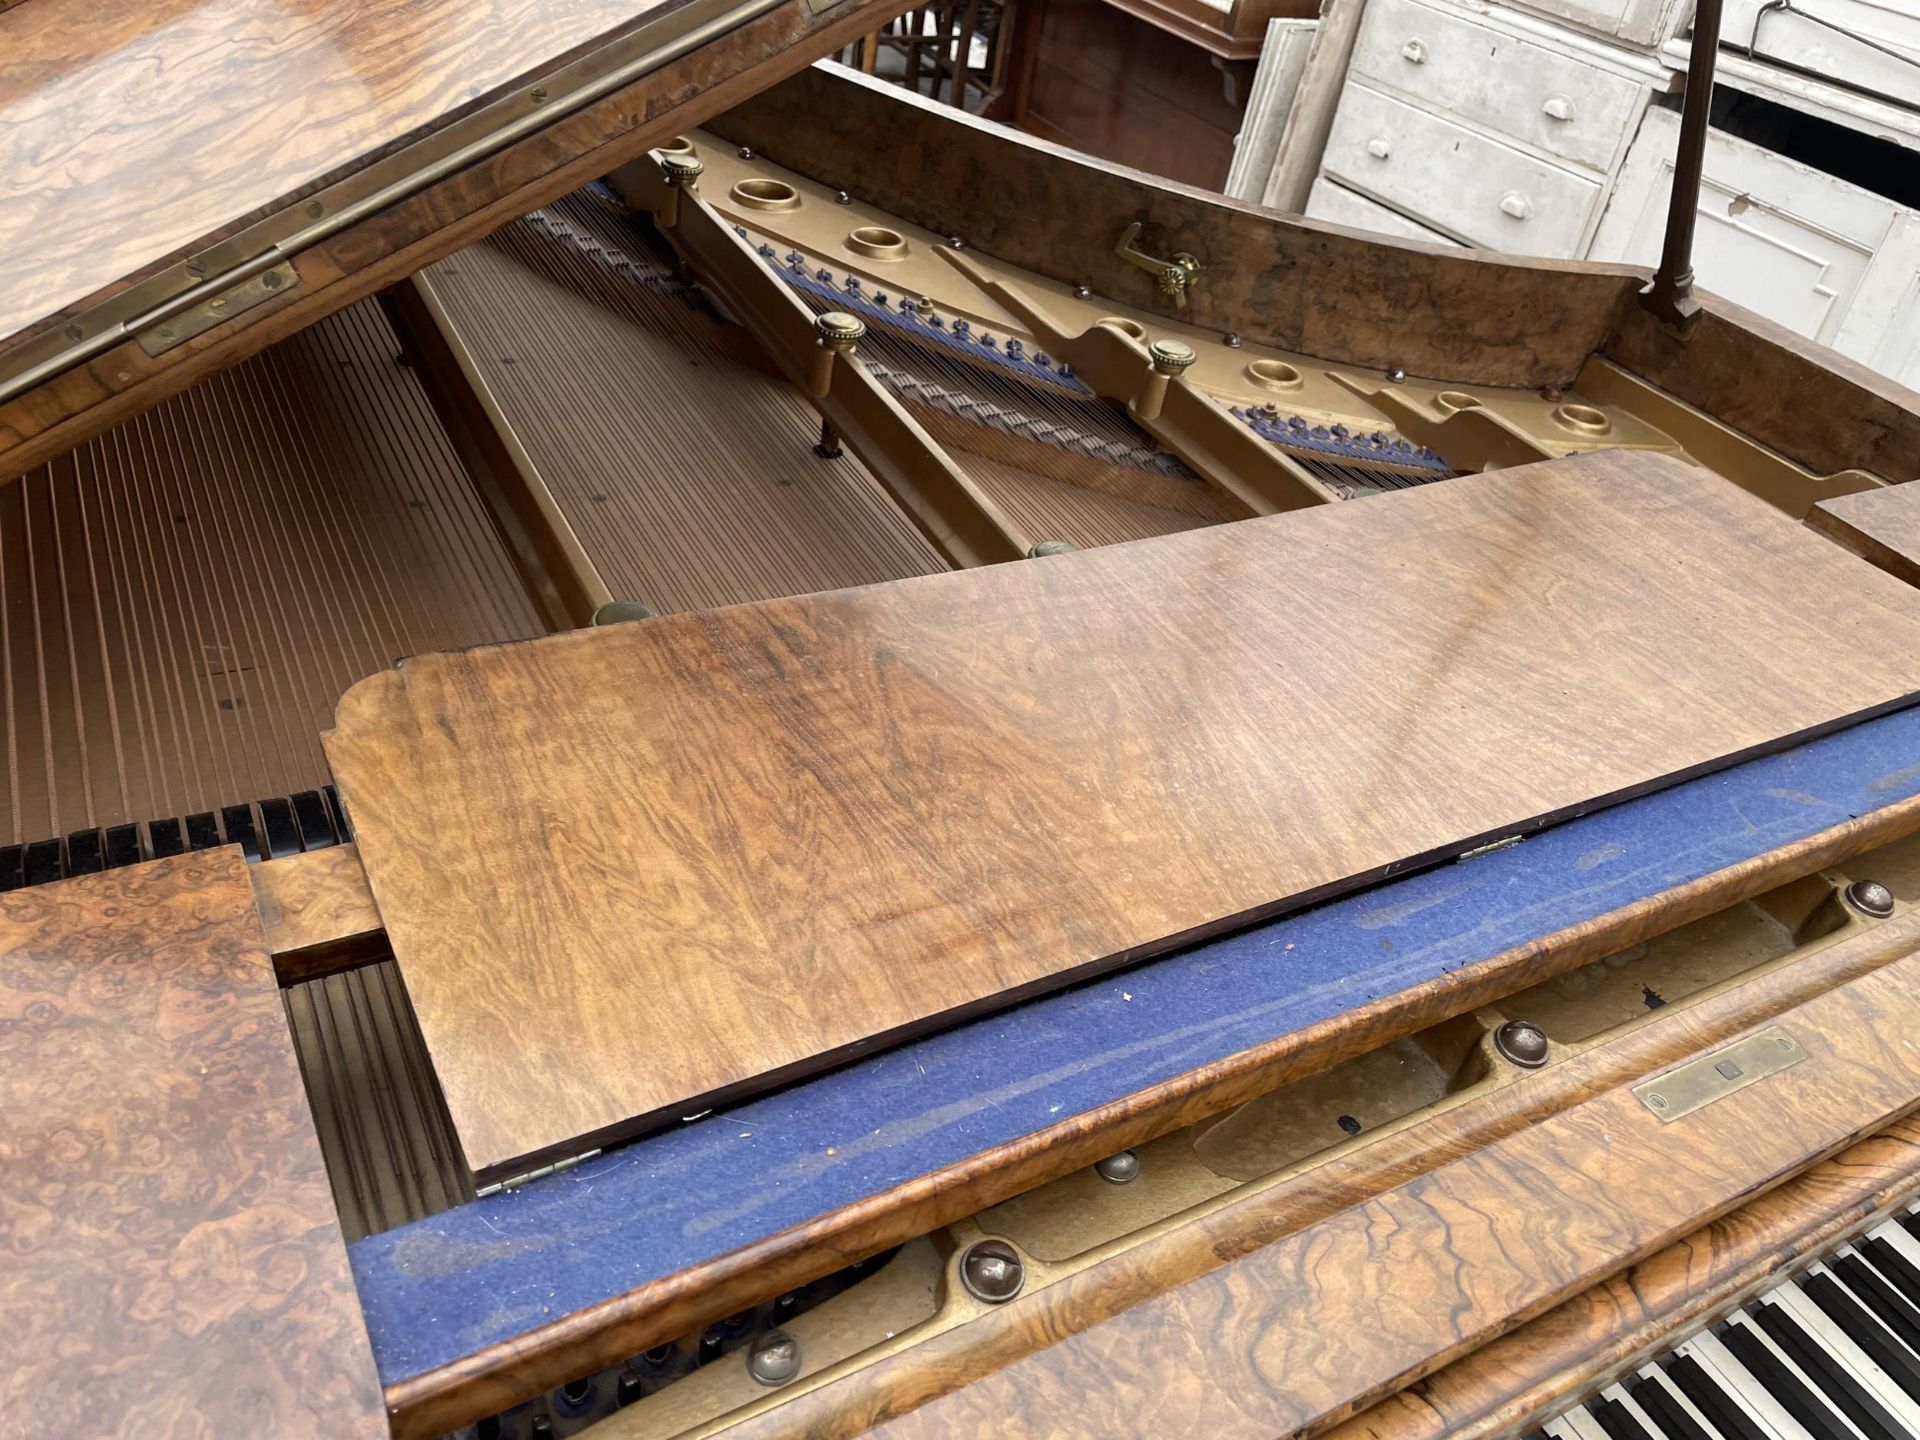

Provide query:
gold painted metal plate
left=1633, top=1024, right=1808, bottom=1122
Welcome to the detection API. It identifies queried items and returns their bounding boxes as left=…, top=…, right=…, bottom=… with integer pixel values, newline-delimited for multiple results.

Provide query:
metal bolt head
left=737, top=145, right=754, bottom=159
left=1093, top=1149, right=1140, bottom=1184
left=305, top=199, right=325, bottom=218
left=262, top=270, right=284, bottom=290
left=1028, top=539, right=1078, bottom=559
left=1224, top=332, right=1242, bottom=348
left=1494, top=1019, right=1549, bottom=1069
left=592, top=599, right=657, bottom=626
left=1149, top=338, right=1197, bottom=376
left=947, top=235, right=965, bottom=249
left=816, top=311, right=866, bottom=352
left=1846, top=879, right=1896, bottom=919
left=1387, top=366, right=1407, bottom=383
left=1074, top=285, right=1093, bottom=299
left=530, top=85, right=550, bottom=104
left=747, top=1331, right=801, bottom=1386
left=960, top=1238, right=1025, bottom=1303
left=661, top=152, right=705, bottom=187
left=835, top=190, right=852, bottom=205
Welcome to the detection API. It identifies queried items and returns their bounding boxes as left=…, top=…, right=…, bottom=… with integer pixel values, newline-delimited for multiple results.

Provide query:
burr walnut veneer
left=0, top=850, right=385, bottom=1436
left=326, top=451, right=1920, bottom=1183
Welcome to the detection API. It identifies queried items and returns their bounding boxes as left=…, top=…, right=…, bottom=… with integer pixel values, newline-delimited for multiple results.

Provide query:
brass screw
left=306, top=200, right=324, bottom=218
left=1647, top=1092, right=1669, bottom=1110
left=530, top=85, right=550, bottom=104
left=262, top=271, right=284, bottom=291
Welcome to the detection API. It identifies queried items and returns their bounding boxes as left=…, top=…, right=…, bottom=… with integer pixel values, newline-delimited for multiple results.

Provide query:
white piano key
left=1556, top=1409, right=1613, bottom=1440
left=1687, top=1329, right=1817, bottom=1440
left=1772, top=1281, right=1920, bottom=1432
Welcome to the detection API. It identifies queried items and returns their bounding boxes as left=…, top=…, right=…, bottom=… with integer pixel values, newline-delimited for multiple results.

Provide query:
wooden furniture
left=326, top=450, right=1920, bottom=1183
left=1811, top=482, right=1920, bottom=591
left=0, top=849, right=385, bottom=1436
left=0, top=0, right=924, bottom=486
left=678, top=913, right=1920, bottom=1438
left=996, top=0, right=1315, bottom=189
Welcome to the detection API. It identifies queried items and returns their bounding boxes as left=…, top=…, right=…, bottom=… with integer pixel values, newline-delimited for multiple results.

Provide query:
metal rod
left=1643, top=0, right=1726, bottom=331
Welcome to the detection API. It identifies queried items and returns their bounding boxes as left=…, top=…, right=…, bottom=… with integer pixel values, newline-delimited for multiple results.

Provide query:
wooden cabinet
left=1593, top=106, right=1920, bottom=373
left=1323, top=82, right=1605, bottom=251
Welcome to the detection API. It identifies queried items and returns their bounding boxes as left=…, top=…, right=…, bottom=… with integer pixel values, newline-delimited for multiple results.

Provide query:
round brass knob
left=815, top=311, right=867, bottom=353
left=660, top=152, right=705, bottom=186
left=1148, top=339, right=1197, bottom=377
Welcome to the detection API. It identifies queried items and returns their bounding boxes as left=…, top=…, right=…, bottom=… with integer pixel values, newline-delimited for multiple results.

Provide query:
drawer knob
left=1402, top=38, right=1427, bottom=62
left=1499, top=191, right=1533, bottom=220
left=1541, top=94, right=1576, bottom=121
left=1366, top=137, right=1392, bottom=159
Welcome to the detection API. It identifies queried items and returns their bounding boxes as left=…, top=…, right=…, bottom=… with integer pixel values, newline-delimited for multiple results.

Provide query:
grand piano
left=7, top=5, right=1920, bottom=1440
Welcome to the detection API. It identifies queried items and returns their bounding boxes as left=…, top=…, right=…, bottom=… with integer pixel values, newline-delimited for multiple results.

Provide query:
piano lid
left=324, top=449, right=1920, bottom=1185
left=0, top=0, right=907, bottom=480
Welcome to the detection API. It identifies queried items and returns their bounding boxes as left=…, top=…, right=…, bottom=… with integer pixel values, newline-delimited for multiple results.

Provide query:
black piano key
left=219, top=804, right=260, bottom=861
left=290, top=790, right=335, bottom=850
left=1899, top=1211, right=1920, bottom=1246
left=1718, top=1319, right=1859, bottom=1440
left=1630, top=1374, right=1719, bottom=1440
left=324, top=784, right=351, bottom=842
left=1754, top=1298, right=1909, bottom=1440
left=65, top=828, right=105, bottom=877
left=259, top=797, right=300, bottom=859
left=1803, top=1272, right=1920, bottom=1407
left=1865, top=1237, right=1920, bottom=1315
left=1589, top=1395, right=1659, bottom=1440
left=23, top=839, right=63, bottom=886
left=1838, top=1253, right=1920, bottom=1358
left=149, top=817, right=185, bottom=858
left=0, top=846, right=23, bottom=893
left=1666, top=1354, right=1774, bottom=1440
left=103, top=824, right=143, bottom=869
left=185, top=811, right=221, bottom=851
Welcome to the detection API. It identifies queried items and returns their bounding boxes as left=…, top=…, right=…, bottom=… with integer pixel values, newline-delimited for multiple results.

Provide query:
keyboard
left=1542, top=1202, right=1920, bottom=1440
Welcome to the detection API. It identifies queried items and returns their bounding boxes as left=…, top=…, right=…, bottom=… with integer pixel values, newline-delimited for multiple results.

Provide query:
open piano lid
left=0, top=0, right=907, bottom=481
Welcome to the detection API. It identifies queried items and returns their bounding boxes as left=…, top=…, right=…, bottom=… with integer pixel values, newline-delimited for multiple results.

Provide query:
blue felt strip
left=349, top=704, right=1920, bottom=1383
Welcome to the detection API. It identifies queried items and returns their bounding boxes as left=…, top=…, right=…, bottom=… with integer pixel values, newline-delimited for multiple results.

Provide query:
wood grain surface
left=1326, top=1114, right=1920, bottom=1439
left=704, top=940, right=1920, bottom=1440
left=381, top=754, right=1920, bottom=1440
left=0, top=0, right=673, bottom=344
left=251, top=843, right=388, bottom=984
left=1603, top=291, right=1920, bottom=485
left=0, top=0, right=918, bottom=486
left=0, top=849, right=385, bottom=1437
left=710, top=63, right=1644, bottom=387
left=326, top=451, right=1920, bottom=1182
left=1811, top=482, right=1920, bottom=587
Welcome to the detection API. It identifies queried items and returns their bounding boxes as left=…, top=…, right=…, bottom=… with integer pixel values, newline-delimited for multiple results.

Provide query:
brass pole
left=1643, top=0, right=1726, bottom=331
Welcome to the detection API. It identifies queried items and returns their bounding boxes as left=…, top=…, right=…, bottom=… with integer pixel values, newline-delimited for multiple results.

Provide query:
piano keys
left=1544, top=1205, right=1920, bottom=1440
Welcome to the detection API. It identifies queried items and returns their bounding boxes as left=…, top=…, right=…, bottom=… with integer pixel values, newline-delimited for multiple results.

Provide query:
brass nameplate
left=1634, top=1024, right=1808, bottom=1122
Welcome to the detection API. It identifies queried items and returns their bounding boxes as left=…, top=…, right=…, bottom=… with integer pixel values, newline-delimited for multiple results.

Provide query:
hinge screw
left=1494, top=1019, right=1549, bottom=1068
left=1027, top=539, right=1077, bottom=559
left=530, top=86, right=550, bottom=104
left=960, top=1239, right=1025, bottom=1302
left=747, top=1330, right=801, bottom=1386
